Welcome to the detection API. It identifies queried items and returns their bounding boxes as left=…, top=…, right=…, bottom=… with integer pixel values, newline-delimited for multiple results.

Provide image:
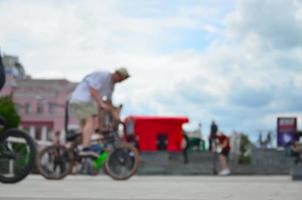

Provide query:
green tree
left=0, top=95, right=20, bottom=131
left=238, top=134, right=252, bottom=165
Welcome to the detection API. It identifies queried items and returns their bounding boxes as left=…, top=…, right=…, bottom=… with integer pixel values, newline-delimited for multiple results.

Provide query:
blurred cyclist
left=69, top=67, right=130, bottom=157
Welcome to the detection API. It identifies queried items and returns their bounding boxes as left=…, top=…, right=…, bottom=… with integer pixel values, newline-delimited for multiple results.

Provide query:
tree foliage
left=0, top=95, right=20, bottom=130
left=238, top=134, right=252, bottom=165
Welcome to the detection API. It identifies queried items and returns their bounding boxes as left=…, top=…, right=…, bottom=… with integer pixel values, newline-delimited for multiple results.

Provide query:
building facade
left=1, top=54, right=77, bottom=146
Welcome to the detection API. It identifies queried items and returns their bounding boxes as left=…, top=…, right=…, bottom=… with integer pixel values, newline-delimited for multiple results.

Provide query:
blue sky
left=0, top=0, right=301, bottom=142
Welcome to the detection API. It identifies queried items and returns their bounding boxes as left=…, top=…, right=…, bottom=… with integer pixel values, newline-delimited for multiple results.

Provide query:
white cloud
left=227, top=0, right=302, bottom=49
left=1, top=0, right=301, bottom=139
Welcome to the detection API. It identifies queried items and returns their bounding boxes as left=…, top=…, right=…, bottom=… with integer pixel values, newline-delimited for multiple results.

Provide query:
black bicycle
left=37, top=103, right=140, bottom=180
left=0, top=52, right=36, bottom=183
left=0, top=127, right=37, bottom=183
left=37, top=128, right=140, bottom=180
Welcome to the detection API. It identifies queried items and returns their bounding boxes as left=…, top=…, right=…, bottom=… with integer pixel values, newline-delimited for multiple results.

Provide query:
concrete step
left=136, top=150, right=297, bottom=175
left=291, top=164, right=302, bottom=181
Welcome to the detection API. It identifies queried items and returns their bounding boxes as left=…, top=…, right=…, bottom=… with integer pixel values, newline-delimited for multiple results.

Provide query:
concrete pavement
left=0, top=175, right=301, bottom=200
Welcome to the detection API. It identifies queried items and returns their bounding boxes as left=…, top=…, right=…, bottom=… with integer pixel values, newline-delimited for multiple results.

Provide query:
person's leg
left=219, top=154, right=228, bottom=170
left=79, top=115, right=99, bottom=158
left=209, top=138, right=212, bottom=151
left=219, top=150, right=230, bottom=175
left=70, top=102, right=99, bottom=158
left=82, top=116, right=95, bottom=147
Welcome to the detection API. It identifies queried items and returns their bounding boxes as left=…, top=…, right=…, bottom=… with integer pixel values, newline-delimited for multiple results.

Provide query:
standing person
left=182, top=131, right=190, bottom=164
left=209, top=120, right=218, bottom=151
left=69, top=67, right=130, bottom=157
left=214, top=131, right=231, bottom=175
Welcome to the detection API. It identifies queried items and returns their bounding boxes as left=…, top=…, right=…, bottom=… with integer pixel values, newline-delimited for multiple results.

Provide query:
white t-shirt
left=70, top=71, right=114, bottom=103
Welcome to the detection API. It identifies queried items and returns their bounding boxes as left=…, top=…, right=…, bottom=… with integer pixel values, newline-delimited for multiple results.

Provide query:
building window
left=37, top=102, right=44, bottom=114
left=25, top=103, right=31, bottom=114
left=48, top=103, right=56, bottom=114
left=47, top=130, right=53, bottom=141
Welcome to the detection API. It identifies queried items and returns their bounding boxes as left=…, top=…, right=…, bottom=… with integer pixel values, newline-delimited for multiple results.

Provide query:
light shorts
left=69, top=102, right=98, bottom=122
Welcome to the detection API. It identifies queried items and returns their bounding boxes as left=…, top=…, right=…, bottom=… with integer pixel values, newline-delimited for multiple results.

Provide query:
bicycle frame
left=94, top=150, right=109, bottom=170
left=0, top=120, right=16, bottom=160
left=0, top=142, right=17, bottom=160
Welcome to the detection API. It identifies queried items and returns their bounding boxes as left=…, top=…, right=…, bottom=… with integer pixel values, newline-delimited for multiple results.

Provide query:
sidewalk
left=0, top=175, right=301, bottom=200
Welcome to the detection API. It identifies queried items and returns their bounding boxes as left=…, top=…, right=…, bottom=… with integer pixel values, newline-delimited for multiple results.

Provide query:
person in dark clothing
left=209, top=120, right=218, bottom=151
left=182, top=132, right=190, bottom=164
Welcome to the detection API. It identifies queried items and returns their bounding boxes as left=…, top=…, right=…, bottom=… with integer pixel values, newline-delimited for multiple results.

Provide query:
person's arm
left=90, top=88, right=121, bottom=122
left=90, top=87, right=110, bottom=111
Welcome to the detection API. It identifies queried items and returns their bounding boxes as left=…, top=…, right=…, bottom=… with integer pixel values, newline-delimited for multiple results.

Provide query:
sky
left=0, top=0, right=302, bottom=141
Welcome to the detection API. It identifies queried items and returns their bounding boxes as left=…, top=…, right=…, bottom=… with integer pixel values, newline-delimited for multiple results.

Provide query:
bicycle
left=0, top=53, right=36, bottom=184
left=36, top=103, right=140, bottom=180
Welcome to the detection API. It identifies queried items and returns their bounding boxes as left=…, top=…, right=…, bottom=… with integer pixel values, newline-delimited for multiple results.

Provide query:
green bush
left=0, top=95, right=20, bottom=131
left=238, top=134, right=252, bottom=165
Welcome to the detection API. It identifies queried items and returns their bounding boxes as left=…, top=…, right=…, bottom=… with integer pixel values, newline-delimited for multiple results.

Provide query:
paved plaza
left=0, top=175, right=301, bottom=200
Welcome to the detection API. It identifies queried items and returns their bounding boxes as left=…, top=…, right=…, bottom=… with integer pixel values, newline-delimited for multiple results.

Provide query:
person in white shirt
left=69, top=67, right=130, bottom=157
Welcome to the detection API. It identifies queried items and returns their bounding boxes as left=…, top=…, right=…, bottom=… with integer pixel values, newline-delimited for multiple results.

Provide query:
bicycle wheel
left=105, top=143, right=140, bottom=180
left=37, top=145, right=72, bottom=180
left=0, top=129, right=36, bottom=184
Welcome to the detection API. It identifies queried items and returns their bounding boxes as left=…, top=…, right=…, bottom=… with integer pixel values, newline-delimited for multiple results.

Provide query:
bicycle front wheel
left=105, top=143, right=140, bottom=180
left=37, top=145, right=72, bottom=180
left=0, top=129, right=36, bottom=184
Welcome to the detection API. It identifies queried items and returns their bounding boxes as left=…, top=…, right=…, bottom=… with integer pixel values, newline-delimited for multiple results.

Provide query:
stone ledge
left=291, top=165, right=302, bottom=181
left=137, top=150, right=297, bottom=175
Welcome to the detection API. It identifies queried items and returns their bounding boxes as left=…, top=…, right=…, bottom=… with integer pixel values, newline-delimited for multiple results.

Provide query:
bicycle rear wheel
left=37, top=145, right=72, bottom=180
left=0, top=129, right=36, bottom=183
left=105, top=143, right=140, bottom=180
